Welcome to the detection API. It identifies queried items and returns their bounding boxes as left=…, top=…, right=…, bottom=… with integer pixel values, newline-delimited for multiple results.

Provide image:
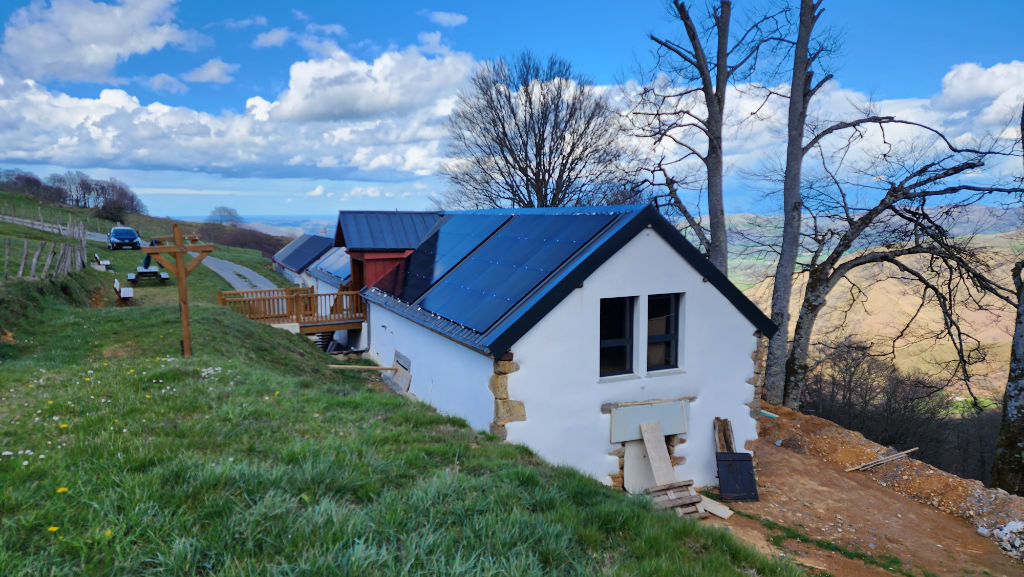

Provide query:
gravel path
left=191, top=253, right=277, bottom=291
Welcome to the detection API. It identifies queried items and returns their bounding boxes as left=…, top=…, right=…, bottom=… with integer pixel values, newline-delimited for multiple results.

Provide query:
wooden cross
left=142, top=224, right=214, bottom=358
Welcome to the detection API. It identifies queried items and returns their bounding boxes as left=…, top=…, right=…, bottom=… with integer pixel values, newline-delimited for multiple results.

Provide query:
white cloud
left=148, top=73, right=187, bottom=94
left=1, top=0, right=197, bottom=82
left=306, top=184, right=325, bottom=196
left=222, top=16, right=267, bottom=29
left=182, top=59, right=239, bottom=83
left=346, top=186, right=382, bottom=198
left=428, top=11, right=468, bottom=27
left=274, top=45, right=474, bottom=121
left=253, top=27, right=290, bottom=48
left=292, top=9, right=309, bottom=22
left=306, top=23, right=345, bottom=36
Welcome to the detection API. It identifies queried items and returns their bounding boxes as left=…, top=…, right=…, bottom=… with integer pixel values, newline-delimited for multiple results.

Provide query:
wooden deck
left=218, top=287, right=366, bottom=334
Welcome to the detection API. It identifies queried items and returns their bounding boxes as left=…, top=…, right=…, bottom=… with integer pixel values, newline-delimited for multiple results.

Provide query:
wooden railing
left=218, top=287, right=365, bottom=327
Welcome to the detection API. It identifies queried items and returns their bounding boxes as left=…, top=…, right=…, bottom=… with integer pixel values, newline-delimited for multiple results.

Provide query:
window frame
left=599, top=296, right=635, bottom=377
left=646, top=293, right=681, bottom=372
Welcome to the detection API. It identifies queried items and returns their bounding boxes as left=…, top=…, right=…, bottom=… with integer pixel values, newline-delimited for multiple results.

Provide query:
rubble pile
left=982, top=521, right=1024, bottom=560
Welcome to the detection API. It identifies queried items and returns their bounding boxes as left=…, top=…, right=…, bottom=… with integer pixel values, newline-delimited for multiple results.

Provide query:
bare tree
left=762, top=0, right=906, bottom=403
left=441, top=52, right=640, bottom=209
left=778, top=130, right=1023, bottom=409
left=632, top=1, right=786, bottom=275
left=992, top=101, right=1024, bottom=494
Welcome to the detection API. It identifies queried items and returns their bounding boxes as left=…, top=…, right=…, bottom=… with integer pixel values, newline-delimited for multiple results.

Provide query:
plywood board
left=610, top=401, right=688, bottom=443
left=623, top=439, right=656, bottom=494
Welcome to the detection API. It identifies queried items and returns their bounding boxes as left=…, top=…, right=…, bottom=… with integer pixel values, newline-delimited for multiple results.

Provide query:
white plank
left=700, top=495, right=733, bottom=519
left=639, top=421, right=677, bottom=486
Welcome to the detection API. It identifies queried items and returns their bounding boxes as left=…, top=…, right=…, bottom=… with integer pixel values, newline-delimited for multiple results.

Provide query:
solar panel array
left=379, top=212, right=614, bottom=333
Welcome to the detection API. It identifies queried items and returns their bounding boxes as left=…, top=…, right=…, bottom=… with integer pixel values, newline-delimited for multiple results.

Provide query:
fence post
left=28, top=242, right=44, bottom=278
left=17, top=239, right=28, bottom=278
left=2, top=237, right=9, bottom=281
left=41, top=243, right=55, bottom=278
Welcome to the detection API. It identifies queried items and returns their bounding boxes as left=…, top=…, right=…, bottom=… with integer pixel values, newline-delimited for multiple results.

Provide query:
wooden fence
left=218, top=288, right=366, bottom=328
left=0, top=208, right=88, bottom=283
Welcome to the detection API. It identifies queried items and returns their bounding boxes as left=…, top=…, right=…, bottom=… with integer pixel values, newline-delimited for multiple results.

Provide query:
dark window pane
left=601, top=298, right=629, bottom=341
left=647, top=293, right=679, bottom=370
left=600, top=346, right=630, bottom=376
left=600, top=297, right=633, bottom=376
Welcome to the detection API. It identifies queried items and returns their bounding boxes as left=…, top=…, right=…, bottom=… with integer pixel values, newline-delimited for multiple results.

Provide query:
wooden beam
left=185, top=249, right=213, bottom=275
left=844, top=447, right=918, bottom=472
left=640, top=421, right=676, bottom=486
left=148, top=253, right=174, bottom=273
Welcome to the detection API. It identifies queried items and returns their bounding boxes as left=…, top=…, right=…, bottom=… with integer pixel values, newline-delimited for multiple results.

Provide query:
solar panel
left=389, top=213, right=510, bottom=303
left=420, top=213, right=614, bottom=332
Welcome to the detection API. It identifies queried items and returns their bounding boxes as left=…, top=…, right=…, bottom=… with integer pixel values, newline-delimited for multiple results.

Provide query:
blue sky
left=0, top=0, right=1021, bottom=218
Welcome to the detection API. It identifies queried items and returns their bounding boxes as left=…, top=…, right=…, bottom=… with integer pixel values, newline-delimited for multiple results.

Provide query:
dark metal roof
left=306, top=247, right=352, bottom=287
left=335, top=210, right=442, bottom=251
left=273, top=234, right=334, bottom=273
left=362, top=205, right=776, bottom=357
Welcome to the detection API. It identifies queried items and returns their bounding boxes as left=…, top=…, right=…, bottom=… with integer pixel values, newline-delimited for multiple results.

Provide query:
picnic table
left=127, top=266, right=170, bottom=285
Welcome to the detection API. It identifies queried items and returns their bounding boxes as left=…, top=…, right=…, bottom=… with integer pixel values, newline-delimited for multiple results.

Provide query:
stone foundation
left=489, top=359, right=524, bottom=438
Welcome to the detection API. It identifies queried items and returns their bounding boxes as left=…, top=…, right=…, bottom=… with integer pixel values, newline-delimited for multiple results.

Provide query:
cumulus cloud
left=306, top=184, right=325, bottom=196
left=428, top=11, right=468, bottom=27
left=253, top=27, right=290, bottom=48
left=182, top=59, right=239, bottom=83
left=148, top=73, right=187, bottom=94
left=274, top=45, right=474, bottom=121
left=1, top=0, right=197, bottom=82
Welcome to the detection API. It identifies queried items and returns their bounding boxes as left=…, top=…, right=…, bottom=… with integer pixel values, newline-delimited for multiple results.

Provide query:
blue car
left=107, top=226, right=142, bottom=250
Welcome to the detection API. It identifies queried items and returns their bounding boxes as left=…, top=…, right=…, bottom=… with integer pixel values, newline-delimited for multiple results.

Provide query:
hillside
left=743, top=231, right=1022, bottom=397
left=0, top=265, right=801, bottom=575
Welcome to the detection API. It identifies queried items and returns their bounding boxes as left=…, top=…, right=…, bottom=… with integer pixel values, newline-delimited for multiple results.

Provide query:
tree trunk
left=763, top=0, right=817, bottom=404
left=992, top=270, right=1024, bottom=494
left=782, top=273, right=829, bottom=408
left=706, top=143, right=728, bottom=276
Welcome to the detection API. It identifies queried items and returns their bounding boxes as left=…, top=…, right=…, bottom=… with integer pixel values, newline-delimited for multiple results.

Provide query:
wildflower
left=104, top=529, right=112, bottom=537
left=56, top=487, right=68, bottom=493
left=59, top=424, right=68, bottom=429
left=48, top=400, right=53, bottom=405
left=48, top=526, right=58, bottom=532
left=84, top=377, right=91, bottom=382
left=129, top=369, right=135, bottom=374
left=145, top=395, right=151, bottom=399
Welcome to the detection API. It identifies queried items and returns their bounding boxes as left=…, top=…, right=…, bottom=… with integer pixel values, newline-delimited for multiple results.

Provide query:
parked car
left=107, top=226, right=142, bottom=250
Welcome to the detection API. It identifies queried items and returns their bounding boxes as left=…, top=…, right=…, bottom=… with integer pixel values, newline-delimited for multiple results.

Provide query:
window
left=647, top=293, right=680, bottom=371
left=600, top=297, right=634, bottom=376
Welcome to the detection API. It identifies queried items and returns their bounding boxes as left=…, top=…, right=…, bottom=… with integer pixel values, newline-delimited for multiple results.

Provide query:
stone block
left=488, top=374, right=509, bottom=399
left=493, top=360, right=520, bottom=375
left=489, top=422, right=507, bottom=440
left=493, top=398, right=526, bottom=424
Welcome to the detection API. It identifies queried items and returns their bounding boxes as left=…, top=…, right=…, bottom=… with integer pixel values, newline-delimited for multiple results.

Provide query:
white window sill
left=598, top=373, right=641, bottom=384
left=645, top=367, right=684, bottom=377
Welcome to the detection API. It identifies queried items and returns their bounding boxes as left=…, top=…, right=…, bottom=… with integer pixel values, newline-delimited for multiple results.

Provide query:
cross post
left=142, top=224, right=215, bottom=357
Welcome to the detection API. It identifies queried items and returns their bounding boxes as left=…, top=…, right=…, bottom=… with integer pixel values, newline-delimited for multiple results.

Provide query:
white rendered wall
left=366, top=305, right=495, bottom=430
left=505, top=228, right=760, bottom=488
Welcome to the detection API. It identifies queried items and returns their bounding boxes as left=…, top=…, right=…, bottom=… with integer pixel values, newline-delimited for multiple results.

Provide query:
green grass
left=0, top=271, right=805, bottom=576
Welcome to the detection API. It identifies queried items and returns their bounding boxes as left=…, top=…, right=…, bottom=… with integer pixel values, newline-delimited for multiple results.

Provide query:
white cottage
left=362, top=205, right=776, bottom=491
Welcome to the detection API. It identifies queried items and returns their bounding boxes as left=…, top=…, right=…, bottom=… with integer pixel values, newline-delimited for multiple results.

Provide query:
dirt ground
left=707, top=406, right=1024, bottom=576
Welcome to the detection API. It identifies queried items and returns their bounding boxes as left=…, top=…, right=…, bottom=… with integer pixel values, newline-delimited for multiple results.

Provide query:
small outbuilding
left=363, top=205, right=776, bottom=491
left=334, top=210, right=441, bottom=289
left=272, top=234, right=333, bottom=284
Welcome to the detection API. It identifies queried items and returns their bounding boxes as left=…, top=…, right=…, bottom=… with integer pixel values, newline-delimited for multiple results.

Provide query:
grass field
left=0, top=267, right=803, bottom=576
